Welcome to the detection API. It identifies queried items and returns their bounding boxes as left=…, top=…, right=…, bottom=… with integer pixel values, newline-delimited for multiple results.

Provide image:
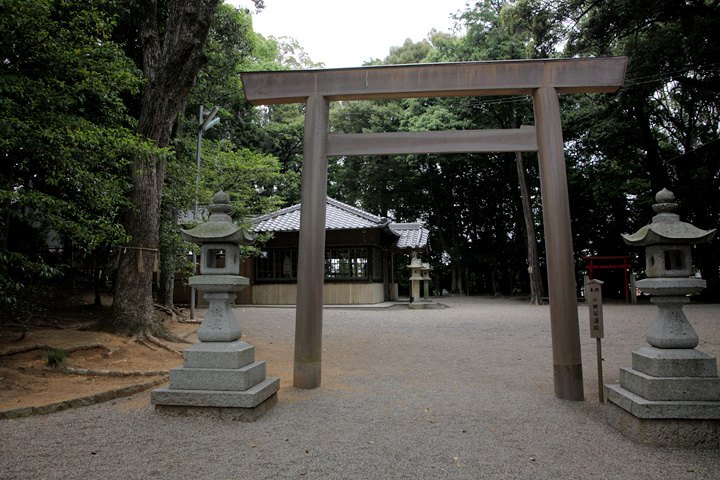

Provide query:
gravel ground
left=1, top=296, right=719, bottom=479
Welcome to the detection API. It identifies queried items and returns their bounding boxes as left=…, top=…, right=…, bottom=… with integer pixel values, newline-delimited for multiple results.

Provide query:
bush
left=45, top=348, right=69, bottom=371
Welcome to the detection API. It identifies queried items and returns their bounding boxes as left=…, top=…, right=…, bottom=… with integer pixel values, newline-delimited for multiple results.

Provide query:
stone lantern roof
left=621, top=188, right=716, bottom=246
left=180, top=191, right=256, bottom=245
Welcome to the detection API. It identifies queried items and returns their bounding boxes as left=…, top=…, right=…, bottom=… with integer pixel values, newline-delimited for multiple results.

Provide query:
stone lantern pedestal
left=408, top=254, right=424, bottom=309
left=151, top=192, right=279, bottom=421
left=606, top=189, right=718, bottom=447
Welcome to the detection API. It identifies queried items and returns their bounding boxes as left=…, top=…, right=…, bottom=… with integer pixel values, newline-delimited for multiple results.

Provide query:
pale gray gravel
left=1, top=296, right=719, bottom=479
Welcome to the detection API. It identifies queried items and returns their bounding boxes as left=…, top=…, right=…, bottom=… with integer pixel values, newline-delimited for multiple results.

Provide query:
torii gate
left=241, top=57, right=628, bottom=401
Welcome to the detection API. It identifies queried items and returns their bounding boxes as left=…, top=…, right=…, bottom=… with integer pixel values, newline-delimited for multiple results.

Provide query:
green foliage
left=452, top=0, right=530, bottom=60
left=562, top=0, right=720, bottom=298
left=384, top=38, right=432, bottom=65
left=498, top=0, right=569, bottom=58
left=197, top=142, right=287, bottom=220
left=45, top=348, right=69, bottom=371
left=0, top=0, right=159, bottom=306
left=273, top=36, right=325, bottom=69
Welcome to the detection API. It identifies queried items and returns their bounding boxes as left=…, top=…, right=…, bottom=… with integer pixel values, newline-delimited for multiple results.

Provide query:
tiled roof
left=251, top=198, right=389, bottom=231
left=389, top=223, right=430, bottom=250
left=251, top=198, right=428, bottom=249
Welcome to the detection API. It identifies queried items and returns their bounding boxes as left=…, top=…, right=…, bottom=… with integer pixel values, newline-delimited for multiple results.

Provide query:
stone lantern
left=421, top=262, right=433, bottom=302
left=605, top=188, right=719, bottom=447
left=408, top=254, right=424, bottom=309
left=621, top=188, right=715, bottom=348
left=152, top=191, right=279, bottom=421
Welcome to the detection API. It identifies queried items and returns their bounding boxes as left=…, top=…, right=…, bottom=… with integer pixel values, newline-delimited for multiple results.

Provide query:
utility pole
left=190, top=104, right=220, bottom=319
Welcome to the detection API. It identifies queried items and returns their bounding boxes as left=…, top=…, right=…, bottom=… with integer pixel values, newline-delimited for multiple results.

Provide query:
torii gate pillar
left=241, top=57, right=628, bottom=401
left=294, top=95, right=329, bottom=389
left=533, top=86, right=583, bottom=400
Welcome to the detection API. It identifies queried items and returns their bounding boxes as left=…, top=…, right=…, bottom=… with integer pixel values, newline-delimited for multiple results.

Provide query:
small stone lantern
left=152, top=191, right=279, bottom=420
left=407, top=254, right=424, bottom=309
left=605, top=188, right=719, bottom=447
left=421, top=262, right=433, bottom=302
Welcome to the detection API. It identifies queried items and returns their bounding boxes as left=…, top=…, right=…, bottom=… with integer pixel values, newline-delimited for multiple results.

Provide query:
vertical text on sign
left=587, top=280, right=604, bottom=339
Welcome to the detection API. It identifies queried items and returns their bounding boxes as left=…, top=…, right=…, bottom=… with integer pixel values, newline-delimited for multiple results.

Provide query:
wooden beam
left=533, top=86, right=584, bottom=401
left=326, top=126, right=538, bottom=156
left=241, top=57, right=628, bottom=106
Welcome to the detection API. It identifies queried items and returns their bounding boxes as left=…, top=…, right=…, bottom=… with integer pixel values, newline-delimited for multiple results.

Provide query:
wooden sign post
left=586, top=279, right=605, bottom=402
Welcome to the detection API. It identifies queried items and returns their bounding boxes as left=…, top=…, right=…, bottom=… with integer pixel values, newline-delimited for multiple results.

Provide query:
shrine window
left=255, top=247, right=374, bottom=282
left=255, top=249, right=298, bottom=281
left=325, top=248, right=369, bottom=279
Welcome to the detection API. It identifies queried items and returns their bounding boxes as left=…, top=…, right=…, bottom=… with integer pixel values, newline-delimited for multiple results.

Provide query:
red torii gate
left=241, top=57, right=628, bottom=401
left=583, top=255, right=634, bottom=302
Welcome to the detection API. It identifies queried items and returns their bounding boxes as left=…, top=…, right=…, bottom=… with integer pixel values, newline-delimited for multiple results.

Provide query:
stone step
left=605, top=384, right=720, bottom=419
left=632, top=346, right=717, bottom=377
left=152, top=377, right=280, bottom=409
left=183, top=340, right=255, bottom=370
left=168, top=361, right=266, bottom=392
left=620, top=368, right=720, bottom=401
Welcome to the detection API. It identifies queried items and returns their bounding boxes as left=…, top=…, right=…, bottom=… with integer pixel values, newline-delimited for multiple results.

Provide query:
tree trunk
left=509, top=111, right=545, bottom=305
left=491, top=266, right=498, bottom=295
left=105, top=156, right=162, bottom=334
left=451, top=263, right=457, bottom=294
left=451, top=263, right=465, bottom=295
left=515, top=151, right=545, bottom=305
left=92, top=256, right=102, bottom=307
left=157, top=205, right=179, bottom=309
left=634, top=100, right=670, bottom=193
left=103, top=0, right=219, bottom=337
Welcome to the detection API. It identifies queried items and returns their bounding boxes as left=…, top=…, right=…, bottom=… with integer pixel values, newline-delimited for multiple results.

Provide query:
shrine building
left=243, top=197, right=429, bottom=305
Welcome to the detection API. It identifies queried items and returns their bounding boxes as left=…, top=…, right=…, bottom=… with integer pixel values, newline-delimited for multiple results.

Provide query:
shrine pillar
left=533, top=86, right=584, bottom=401
left=294, top=95, right=329, bottom=389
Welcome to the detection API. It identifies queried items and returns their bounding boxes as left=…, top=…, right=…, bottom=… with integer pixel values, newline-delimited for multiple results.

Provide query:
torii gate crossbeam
left=241, top=57, right=628, bottom=401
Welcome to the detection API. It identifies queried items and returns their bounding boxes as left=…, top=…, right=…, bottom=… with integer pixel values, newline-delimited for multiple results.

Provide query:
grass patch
left=45, top=348, right=69, bottom=371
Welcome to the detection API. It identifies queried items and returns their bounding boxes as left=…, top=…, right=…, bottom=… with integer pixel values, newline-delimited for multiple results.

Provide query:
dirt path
left=0, top=294, right=198, bottom=412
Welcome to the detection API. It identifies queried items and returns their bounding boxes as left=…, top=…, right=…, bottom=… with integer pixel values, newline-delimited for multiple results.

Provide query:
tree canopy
left=325, top=0, right=719, bottom=299
left=1, top=0, right=148, bottom=308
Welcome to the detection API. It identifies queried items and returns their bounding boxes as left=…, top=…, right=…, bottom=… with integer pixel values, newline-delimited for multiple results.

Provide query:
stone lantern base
left=151, top=340, right=279, bottom=422
left=605, top=346, right=720, bottom=448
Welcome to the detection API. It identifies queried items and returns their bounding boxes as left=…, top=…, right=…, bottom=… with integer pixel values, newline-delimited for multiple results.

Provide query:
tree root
left=127, top=330, right=190, bottom=354
left=3, top=322, right=27, bottom=330
left=177, top=318, right=202, bottom=324
left=38, top=318, right=75, bottom=329
left=3, top=323, right=29, bottom=342
left=103, top=346, right=122, bottom=357
left=154, top=303, right=187, bottom=321
left=128, top=336, right=159, bottom=352
left=181, top=328, right=199, bottom=339
left=67, top=343, right=111, bottom=354
left=154, top=329, right=194, bottom=345
left=58, top=366, right=169, bottom=377
left=145, top=333, right=183, bottom=356
left=0, top=342, right=110, bottom=357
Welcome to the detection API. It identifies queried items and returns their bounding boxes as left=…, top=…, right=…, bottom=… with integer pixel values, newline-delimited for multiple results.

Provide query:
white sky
left=230, top=0, right=469, bottom=69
